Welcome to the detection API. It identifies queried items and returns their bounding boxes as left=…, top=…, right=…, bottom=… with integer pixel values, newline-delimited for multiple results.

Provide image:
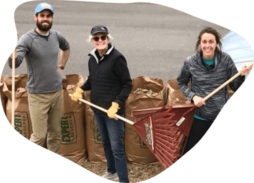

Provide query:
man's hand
left=58, top=49, right=70, bottom=72
left=58, top=64, right=65, bottom=73
left=107, top=102, right=119, bottom=120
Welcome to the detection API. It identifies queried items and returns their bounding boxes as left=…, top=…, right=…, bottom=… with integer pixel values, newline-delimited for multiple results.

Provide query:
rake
left=68, top=62, right=253, bottom=169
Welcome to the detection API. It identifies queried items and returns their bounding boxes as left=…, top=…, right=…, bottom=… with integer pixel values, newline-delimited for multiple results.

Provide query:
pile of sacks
left=0, top=74, right=235, bottom=166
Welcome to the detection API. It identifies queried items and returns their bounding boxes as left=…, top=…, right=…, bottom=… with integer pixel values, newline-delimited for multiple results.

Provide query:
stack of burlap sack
left=1, top=74, right=87, bottom=165
left=0, top=75, right=235, bottom=166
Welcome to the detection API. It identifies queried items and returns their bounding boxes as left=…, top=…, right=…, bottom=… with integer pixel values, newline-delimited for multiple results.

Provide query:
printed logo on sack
left=95, top=127, right=102, bottom=144
left=14, top=112, right=31, bottom=139
left=61, top=113, right=77, bottom=144
left=140, top=138, right=148, bottom=148
left=90, top=118, right=102, bottom=144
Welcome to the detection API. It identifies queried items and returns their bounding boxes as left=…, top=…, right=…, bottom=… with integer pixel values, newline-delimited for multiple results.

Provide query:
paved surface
left=2, top=1, right=229, bottom=83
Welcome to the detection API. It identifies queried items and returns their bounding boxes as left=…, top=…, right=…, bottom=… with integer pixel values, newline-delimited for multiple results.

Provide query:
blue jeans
left=93, top=110, right=129, bottom=183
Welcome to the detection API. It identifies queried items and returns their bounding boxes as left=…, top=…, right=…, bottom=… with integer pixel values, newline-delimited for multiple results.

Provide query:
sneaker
left=102, top=172, right=119, bottom=181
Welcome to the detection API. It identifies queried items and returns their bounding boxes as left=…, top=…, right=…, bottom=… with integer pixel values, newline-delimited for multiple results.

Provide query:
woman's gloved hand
left=71, top=87, right=84, bottom=101
left=107, top=102, right=119, bottom=119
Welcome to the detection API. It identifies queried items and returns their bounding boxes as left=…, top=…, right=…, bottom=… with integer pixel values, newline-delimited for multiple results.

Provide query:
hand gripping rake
left=131, top=62, right=253, bottom=169
left=68, top=94, right=134, bottom=125
left=69, top=62, right=253, bottom=169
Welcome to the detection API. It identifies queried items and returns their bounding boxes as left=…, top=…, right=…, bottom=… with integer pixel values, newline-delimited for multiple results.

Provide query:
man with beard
left=8, top=2, right=70, bottom=153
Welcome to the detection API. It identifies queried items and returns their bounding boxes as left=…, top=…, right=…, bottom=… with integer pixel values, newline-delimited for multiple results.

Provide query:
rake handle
left=203, top=62, right=253, bottom=102
left=203, top=71, right=241, bottom=101
left=12, top=50, right=15, bottom=127
left=69, top=94, right=134, bottom=125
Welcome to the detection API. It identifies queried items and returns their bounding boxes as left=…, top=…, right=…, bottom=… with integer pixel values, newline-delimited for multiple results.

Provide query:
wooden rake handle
left=203, top=62, right=253, bottom=102
left=12, top=50, right=15, bottom=127
left=68, top=94, right=134, bottom=125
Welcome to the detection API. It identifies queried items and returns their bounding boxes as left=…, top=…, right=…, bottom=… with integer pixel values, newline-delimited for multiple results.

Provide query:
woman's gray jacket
left=177, top=51, right=245, bottom=121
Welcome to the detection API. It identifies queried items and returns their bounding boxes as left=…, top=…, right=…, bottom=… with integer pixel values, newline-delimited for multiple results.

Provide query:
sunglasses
left=93, top=35, right=107, bottom=42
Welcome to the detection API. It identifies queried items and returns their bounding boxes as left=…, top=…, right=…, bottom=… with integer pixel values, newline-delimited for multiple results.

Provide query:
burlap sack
left=125, top=76, right=167, bottom=164
left=166, top=78, right=191, bottom=105
left=59, top=74, right=87, bottom=165
left=84, top=90, right=106, bottom=163
left=0, top=75, right=7, bottom=114
left=227, top=85, right=234, bottom=98
left=3, top=74, right=33, bottom=139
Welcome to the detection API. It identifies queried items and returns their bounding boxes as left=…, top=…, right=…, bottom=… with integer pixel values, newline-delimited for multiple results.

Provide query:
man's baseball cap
left=91, top=25, right=109, bottom=35
left=35, top=2, right=54, bottom=15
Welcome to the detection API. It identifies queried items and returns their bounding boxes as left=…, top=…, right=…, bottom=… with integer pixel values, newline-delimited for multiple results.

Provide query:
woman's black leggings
left=183, top=117, right=214, bottom=155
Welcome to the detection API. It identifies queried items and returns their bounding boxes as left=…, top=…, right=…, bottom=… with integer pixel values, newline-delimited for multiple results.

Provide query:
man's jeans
left=93, top=110, right=129, bottom=183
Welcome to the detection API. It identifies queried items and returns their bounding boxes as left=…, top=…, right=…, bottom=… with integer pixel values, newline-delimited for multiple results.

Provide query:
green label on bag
left=14, top=112, right=30, bottom=139
left=140, top=137, right=148, bottom=148
left=61, top=113, right=77, bottom=144
left=90, top=118, right=102, bottom=144
left=95, top=127, right=102, bottom=143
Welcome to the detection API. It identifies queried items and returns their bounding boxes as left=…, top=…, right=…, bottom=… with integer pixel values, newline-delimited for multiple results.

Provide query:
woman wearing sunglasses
left=71, top=25, right=132, bottom=183
left=177, top=27, right=251, bottom=155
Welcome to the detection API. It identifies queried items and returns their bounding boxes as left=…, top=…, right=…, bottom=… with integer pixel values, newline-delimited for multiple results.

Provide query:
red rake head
left=132, top=104, right=196, bottom=169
